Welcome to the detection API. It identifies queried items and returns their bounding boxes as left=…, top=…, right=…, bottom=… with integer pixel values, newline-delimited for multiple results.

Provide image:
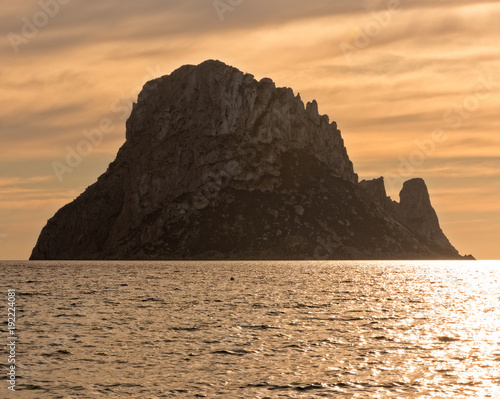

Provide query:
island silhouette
left=30, top=60, right=473, bottom=260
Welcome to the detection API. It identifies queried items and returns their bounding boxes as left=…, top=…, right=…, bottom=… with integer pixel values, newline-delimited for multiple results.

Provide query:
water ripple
left=6, top=260, right=500, bottom=398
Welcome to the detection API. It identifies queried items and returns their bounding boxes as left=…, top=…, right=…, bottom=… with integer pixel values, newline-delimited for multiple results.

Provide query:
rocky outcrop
left=398, top=178, right=456, bottom=250
left=30, top=60, right=467, bottom=260
left=359, top=177, right=398, bottom=215
left=359, top=177, right=459, bottom=256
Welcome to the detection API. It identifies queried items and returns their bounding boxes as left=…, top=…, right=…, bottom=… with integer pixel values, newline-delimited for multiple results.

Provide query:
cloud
left=0, top=176, right=53, bottom=187
left=1, top=0, right=500, bottom=259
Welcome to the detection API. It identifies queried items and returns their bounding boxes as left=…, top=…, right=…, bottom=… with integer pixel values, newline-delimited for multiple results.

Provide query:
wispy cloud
left=1, top=0, right=499, bottom=259
left=0, top=176, right=54, bottom=188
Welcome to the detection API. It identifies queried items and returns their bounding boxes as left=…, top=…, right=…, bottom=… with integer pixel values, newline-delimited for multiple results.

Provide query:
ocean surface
left=2, top=260, right=500, bottom=398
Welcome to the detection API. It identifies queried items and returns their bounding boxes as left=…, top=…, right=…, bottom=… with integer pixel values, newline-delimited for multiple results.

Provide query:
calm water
left=2, top=260, right=500, bottom=398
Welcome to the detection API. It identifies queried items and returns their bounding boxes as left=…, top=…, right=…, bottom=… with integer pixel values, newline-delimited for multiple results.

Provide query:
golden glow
left=1, top=1, right=499, bottom=259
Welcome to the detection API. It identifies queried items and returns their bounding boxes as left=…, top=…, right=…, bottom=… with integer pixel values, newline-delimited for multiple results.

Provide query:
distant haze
left=1, top=0, right=499, bottom=259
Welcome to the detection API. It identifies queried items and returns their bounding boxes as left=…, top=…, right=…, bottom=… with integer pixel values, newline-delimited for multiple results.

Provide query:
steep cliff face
left=359, top=177, right=459, bottom=257
left=359, top=177, right=397, bottom=214
left=31, top=60, right=465, bottom=260
left=398, top=178, right=456, bottom=250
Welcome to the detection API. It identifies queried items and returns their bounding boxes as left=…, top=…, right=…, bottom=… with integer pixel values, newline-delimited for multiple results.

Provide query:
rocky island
left=31, top=60, right=470, bottom=260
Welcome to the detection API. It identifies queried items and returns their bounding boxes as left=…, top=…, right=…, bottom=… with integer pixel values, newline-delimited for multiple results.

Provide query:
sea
left=2, top=260, right=500, bottom=398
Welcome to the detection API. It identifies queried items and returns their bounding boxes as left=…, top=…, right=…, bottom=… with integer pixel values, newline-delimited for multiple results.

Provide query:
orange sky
left=1, top=0, right=499, bottom=259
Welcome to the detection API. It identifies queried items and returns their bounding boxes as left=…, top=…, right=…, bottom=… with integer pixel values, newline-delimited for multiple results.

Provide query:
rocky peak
left=127, top=59, right=358, bottom=184
left=30, top=60, right=465, bottom=260
left=360, top=177, right=458, bottom=255
left=398, top=178, right=454, bottom=249
left=359, top=177, right=389, bottom=206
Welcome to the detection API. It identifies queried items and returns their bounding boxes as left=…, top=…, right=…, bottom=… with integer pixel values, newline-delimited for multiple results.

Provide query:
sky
left=1, top=0, right=499, bottom=259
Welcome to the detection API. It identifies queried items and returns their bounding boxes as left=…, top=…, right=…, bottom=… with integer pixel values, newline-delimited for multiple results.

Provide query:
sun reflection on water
left=7, top=260, right=500, bottom=398
left=376, top=260, right=500, bottom=397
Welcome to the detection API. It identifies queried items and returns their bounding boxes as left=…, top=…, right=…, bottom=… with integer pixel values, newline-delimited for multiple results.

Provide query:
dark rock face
left=359, top=177, right=459, bottom=257
left=31, top=60, right=465, bottom=260
left=399, top=178, right=455, bottom=250
left=358, top=177, right=398, bottom=215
